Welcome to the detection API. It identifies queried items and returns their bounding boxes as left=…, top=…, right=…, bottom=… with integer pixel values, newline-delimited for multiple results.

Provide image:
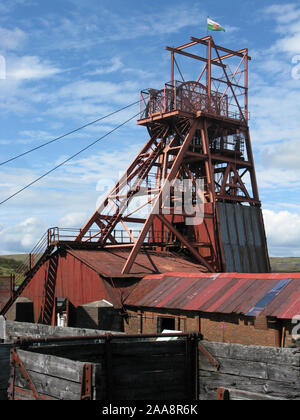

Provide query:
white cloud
left=58, top=212, right=88, bottom=228
left=0, top=217, right=46, bottom=254
left=261, top=139, right=300, bottom=171
left=263, top=3, right=300, bottom=54
left=0, top=26, right=27, bottom=51
left=263, top=209, right=300, bottom=256
left=264, top=3, right=300, bottom=25
left=7, top=56, right=62, bottom=80
left=86, top=57, right=123, bottom=76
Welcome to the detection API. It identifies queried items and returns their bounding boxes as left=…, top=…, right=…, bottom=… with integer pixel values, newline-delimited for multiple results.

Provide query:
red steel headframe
left=75, top=35, right=268, bottom=275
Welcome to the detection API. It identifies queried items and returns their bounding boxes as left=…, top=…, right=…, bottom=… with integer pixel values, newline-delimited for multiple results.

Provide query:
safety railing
left=47, top=227, right=178, bottom=245
left=8, top=225, right=185, bottom=287
left=140, top=80, right=246, bottom=122
left=10, top=231, right=49, bottom=286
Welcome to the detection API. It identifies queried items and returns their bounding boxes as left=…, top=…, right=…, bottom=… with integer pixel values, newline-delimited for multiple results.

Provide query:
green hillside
left=0, top=256, right=23, bottom=277
left=269, top=257, right=300, bottom=273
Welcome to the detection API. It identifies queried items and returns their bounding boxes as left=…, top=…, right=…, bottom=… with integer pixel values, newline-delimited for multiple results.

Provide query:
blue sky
left=0, top=0, right=300, bottom=257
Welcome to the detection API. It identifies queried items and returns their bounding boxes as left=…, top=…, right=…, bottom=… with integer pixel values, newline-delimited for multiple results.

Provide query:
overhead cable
left=0, top=109, right=141, bottom=206
left=0, top=100, right=140, bottom=166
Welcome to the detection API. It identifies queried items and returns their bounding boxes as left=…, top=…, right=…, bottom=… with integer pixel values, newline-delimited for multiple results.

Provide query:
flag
left=207, top=18, right=225, bottom=32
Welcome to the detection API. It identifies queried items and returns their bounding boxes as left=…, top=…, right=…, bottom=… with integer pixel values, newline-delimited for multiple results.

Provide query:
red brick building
left=3, top=247, right=300, bottom=348
left=122, top=272, right=300, bottom=348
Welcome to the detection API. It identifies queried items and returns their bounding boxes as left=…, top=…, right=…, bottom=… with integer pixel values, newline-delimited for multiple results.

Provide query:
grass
left=0, top=256, right=24, bottom=277
left=270, top=257, right=300, bottom=273
left=0, top=255, right=28, bottom=284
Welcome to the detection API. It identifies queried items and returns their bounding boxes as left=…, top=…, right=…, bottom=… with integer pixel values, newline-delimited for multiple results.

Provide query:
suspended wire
left=0, top=109, right=142, bottom=206
left=0, top=100, right=140, bottom=166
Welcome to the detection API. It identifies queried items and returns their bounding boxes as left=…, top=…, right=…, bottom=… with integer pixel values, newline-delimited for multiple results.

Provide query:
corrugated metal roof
left=124, top=272, right=300, bottom=319
left=66, top=248, right=206, bottom=278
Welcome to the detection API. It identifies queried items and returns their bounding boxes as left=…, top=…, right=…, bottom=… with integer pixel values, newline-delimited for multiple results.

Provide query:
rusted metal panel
left=217, top=203, right=270, bottom=273
left=21, top=252, right=115, bottom=323
left=68, top=248, right=203, bottom=278
left=19, top=248, right=205, bottom=322
left=0, top=276, right=14, bottom=312
left=125, top=272, right=300, bottom=320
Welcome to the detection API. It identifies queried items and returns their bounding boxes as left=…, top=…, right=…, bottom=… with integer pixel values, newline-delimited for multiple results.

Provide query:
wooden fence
left=1, top=322, right=300, bottom=400
left=198, top=340, right=300, bottom=400
left=8, top=335, right=197, bottom=400
left=0, top=344, right=11, bottom=400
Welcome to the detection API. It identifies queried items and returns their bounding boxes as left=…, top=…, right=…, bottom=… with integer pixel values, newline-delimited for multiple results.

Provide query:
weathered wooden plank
left=113, top=383, right=188, bottom=401
left=112, top=367, right=185, bottom=388
left=0, top=344, right=11, bottom=359
left=200, top=340, right=300, bottom=366
left=199, top=353, right=300, bottom=384
left=199, top=370, right=300, bottom=400
left=225, top=388, right=287, bottom=401
left=111, top=340, right=186, bottom=357
left=112, top=353, right=186, bottom=373
left=266, top=362, right=300, bottom=384
left=28, top=343, right=106, bottom=362
left=27, top=340, right=186, bottom=363
left=0, top=390, right=8, bottom=400
left=199, top=354, right=268, bottom=380
left=0, top=344, right=11, bottom=396
left=93, top=366, right=106, bottom=401
left=16, top=349, right=101, bottom=384
left=6, top=321, right=120, bottom=340
left=0, top=365, right=10, bottom=388
left=13, top=386, right=58, bottom=400
left=13, top=367, right=83, bottom=400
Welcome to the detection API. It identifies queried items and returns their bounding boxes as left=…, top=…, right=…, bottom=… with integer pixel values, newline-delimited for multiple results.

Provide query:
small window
left=157, top=316, right=176, bottom=333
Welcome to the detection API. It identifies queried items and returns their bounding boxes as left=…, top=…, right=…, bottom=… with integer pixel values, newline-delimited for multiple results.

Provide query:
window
left=157, top=316, right=176, bottom=333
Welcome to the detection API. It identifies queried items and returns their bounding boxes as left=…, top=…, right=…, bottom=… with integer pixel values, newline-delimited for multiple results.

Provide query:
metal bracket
left=217, top=387, right=230, bottom=400
left=80, top=363, right=93, bottom=400
left=9, top=348, right=41, bottom=400
left=198, top=342, right=220, bottom=370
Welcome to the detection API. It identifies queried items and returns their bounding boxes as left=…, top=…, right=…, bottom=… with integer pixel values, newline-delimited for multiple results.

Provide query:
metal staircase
left=38, top=253, right=59, bottom=325
left=0, top=231, right=55, bottom=317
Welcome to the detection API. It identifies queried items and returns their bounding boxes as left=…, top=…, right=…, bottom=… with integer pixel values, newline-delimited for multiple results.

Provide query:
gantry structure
left=75, top=35, right=270, bottom=274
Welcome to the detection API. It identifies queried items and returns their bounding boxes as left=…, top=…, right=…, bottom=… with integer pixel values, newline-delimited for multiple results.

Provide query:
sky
left=0, top=0, right=300, bottom=257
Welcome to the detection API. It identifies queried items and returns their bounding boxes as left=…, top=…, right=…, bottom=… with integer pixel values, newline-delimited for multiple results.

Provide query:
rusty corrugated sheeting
left=67, top=248, right=206, bottom=277
left=124, top=272, right=300, bottom=319
left=217, top=203, right=270, bottom=273
left=21, top=248, right=205, bottom=321
left=0, top=278, right=11, bottom=312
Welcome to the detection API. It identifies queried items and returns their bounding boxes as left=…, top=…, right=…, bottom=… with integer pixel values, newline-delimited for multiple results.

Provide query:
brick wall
left=124, top=306, right=292, bottom=347
left=199, top=313, right=278, bottom=347
left=124, top=308, right=199, bottom=335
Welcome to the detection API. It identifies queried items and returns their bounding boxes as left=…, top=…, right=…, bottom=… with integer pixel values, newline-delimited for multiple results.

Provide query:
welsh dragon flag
left=207, top=18, right=225, bottom=32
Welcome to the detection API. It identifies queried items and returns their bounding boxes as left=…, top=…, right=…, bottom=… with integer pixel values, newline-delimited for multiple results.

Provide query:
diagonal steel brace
left=10, top=348, right=41, bottom=400
left=198, top=342, right=220, bottom=370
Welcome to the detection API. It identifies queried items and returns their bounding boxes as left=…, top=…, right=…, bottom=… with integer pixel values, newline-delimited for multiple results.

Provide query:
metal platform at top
left=138, top=35, right=250, bottom=127
left=138, top=80, right=246, bottom=126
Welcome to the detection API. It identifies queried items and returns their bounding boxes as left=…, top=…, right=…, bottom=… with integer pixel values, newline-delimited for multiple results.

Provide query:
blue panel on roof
left=246, top=278, right=292, bottom=317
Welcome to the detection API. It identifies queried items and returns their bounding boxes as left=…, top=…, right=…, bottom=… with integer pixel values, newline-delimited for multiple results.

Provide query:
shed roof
left=66, top=248, right=206, bottom=278
left=124, top=272, right=300, bottom=319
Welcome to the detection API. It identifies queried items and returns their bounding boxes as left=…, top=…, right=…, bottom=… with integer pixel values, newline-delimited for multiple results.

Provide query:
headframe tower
left=76, top=35, right=270, bottom=274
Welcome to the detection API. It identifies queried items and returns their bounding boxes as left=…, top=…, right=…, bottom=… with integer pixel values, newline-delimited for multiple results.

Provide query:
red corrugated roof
left=66, top=248, right=206, bottom=278
left=124, top=272, right=300, bottom=319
